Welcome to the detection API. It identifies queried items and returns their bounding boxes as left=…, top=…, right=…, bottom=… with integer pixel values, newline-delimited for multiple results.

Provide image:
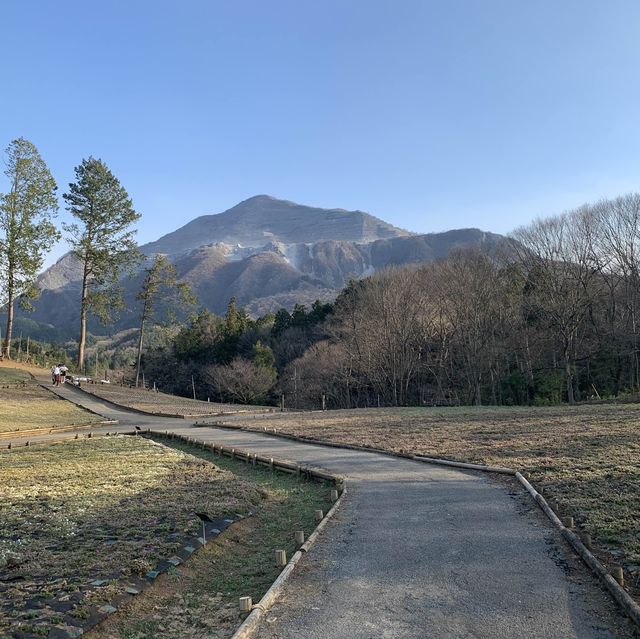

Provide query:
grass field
left=0, top=366, right=102, bottom=435
left=0, top=436, right=327, bottom=639
left=79, top=383, right=274, bottom=417
left=229, top=404, right=640, bottom=579
left=89, top=440, right=330, bottom=639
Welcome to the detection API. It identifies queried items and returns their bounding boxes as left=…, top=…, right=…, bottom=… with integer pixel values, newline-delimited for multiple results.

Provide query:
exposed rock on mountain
left=143, top=194, right=411, bottom=255
left=17, top=196, right=510, bottom=337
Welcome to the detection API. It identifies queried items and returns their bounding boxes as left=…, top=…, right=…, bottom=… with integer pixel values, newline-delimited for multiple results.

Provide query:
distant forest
left=123, top=192, right=640, bottom=408
left=4, top=139, right=640, bottom=408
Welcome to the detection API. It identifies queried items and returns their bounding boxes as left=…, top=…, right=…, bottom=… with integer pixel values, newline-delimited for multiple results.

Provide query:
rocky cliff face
left=18, top=196, right=509, bottom=336
left=143, top=194, right=411, bottom=255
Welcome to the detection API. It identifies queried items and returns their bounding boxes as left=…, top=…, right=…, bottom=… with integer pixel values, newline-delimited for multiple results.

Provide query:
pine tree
left=135, top=254, right=194, bottom=386
left=63, top=157, right=141, bottom=370
left=0, top=138, right=59, bottom=358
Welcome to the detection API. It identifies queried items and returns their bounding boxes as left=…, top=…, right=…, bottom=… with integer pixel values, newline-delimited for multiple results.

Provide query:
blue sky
left=2, top=1, right=640, bottom=265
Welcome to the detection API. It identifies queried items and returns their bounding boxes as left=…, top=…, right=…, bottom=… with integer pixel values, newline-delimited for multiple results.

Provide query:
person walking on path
left=59, top=364, right=68, bottom=383
left=53, top=364, right=61, bottom=386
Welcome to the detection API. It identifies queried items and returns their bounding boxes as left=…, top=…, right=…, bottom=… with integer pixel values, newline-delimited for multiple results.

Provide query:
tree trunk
left=3, top=282, right=14, bottom=359
left=77, top=270, right=89, bottom=371
left=564, top=345, right=575, bottom=404
left=135, top=317, right=145, bottom=387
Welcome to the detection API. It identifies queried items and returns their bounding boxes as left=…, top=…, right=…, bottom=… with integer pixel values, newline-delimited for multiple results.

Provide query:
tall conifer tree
left=0, top=138, right=59, bottom=358
left=63, top=158, right=140, bottom=370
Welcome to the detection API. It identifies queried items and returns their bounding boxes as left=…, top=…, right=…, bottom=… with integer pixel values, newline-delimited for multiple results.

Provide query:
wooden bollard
left=231, top=448, right=235, bottom=459
left=275, top=549, right=287, bottom=567
left=294, top=530, right=305, bottom=546
left=88, top=432, right=92, bottom=438
left=239, top=596, right=252, bottom=612
left=25, top=441, right=30, bottom=447
left=252, top=454, right=257, bottom=467
left=314, top=509, right=324, bottom=522
left=562, top=516, right=574, bottom=529
left=582, top=533, right=592, bottom=550
left=330, top=489, right=339, bottom=502
left=7, top=442, right=11, bottom=449
left=270, top=458, right=275, bottom=472
left=611, top=566, right=624, bottom=586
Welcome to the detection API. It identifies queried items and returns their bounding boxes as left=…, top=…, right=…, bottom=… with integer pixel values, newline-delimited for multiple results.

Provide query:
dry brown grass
left=231, top=404, right=640, bottom=575
left=0, top=366, right=101, bottom=435
left=0, top=436, right=326, bottom=639
left=78, top=383, right=274, bottom=417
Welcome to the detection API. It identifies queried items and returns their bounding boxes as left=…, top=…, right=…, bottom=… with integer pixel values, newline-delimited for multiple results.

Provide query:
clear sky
left=2, top=1, right=640, bottom=265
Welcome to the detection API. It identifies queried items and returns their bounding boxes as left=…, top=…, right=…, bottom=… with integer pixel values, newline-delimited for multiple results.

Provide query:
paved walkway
left=7, top=382, right=634, bottom=639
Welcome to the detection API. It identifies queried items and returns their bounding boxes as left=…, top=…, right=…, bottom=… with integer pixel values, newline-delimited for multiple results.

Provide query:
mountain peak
left=142, top=196, right=411, bottom=255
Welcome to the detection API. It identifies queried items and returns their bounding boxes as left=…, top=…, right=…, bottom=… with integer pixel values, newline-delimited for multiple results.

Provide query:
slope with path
left=5, top=380, right=635, bottom=639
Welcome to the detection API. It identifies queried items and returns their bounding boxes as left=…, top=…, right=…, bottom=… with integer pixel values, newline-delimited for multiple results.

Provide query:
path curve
left=10, top=382, right=634, bottom=639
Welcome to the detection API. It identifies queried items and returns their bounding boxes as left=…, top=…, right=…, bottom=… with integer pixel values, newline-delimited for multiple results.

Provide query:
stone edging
left=0, top=431, right=241, bottom=639
left=213, top=423, right=640, bottom=631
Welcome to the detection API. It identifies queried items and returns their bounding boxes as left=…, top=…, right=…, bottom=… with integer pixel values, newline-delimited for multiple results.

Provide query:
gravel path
left=7, top=381, right=635, bottom=639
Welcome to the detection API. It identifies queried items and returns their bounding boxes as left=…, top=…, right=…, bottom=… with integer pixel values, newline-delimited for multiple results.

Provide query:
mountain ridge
left=142, top=194, right=412, bottom=255
left=16, top=195, right=510, bottom=338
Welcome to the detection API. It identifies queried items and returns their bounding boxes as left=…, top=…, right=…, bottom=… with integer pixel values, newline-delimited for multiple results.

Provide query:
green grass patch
left=88, top=439, right=329, bottom=639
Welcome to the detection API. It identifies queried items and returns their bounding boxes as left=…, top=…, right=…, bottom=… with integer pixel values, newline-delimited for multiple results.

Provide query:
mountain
left=143, top=195, right=411, bottom=255
left=13, top=196, right=511, bottom=338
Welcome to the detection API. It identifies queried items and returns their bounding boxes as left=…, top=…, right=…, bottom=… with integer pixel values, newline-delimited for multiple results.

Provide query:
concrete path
left=7, top=383, right=635, bottom=639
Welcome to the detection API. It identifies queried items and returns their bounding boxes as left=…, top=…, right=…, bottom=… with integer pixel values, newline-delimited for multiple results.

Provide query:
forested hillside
left=128, top=193, right=640, bottom=407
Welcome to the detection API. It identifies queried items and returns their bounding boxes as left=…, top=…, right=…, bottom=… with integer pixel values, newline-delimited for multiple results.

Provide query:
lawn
left=0, top=436, right=327, bottom=639
left=89, top=440, right=330, bottom=639
left=229, top=404, right=640, bottom=579
left=0, top=367, right=102, bottom=435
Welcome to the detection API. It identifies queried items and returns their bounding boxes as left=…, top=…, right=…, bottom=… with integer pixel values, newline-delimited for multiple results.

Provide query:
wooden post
left=270, top=457, right=274, bottom=472
left=280, top=394, right=285, bottom=411
left=330, top=489, right=339, bottom=502
left=239, top=596, right=252, bottom=613
left=611, top=566, right=624, bottom=586
left=314, top=509, right=324, bottom=522
left=191, top=375, right=196, bottom=400
left=562, top=516, right=574, bottom=529
left=275, top=549, right=287, bottom=567
left=321, top=394, right=326, bottom=411
left=294, top=530, right=305, bottom=546
left=582, top=533, right=592, bottom=550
